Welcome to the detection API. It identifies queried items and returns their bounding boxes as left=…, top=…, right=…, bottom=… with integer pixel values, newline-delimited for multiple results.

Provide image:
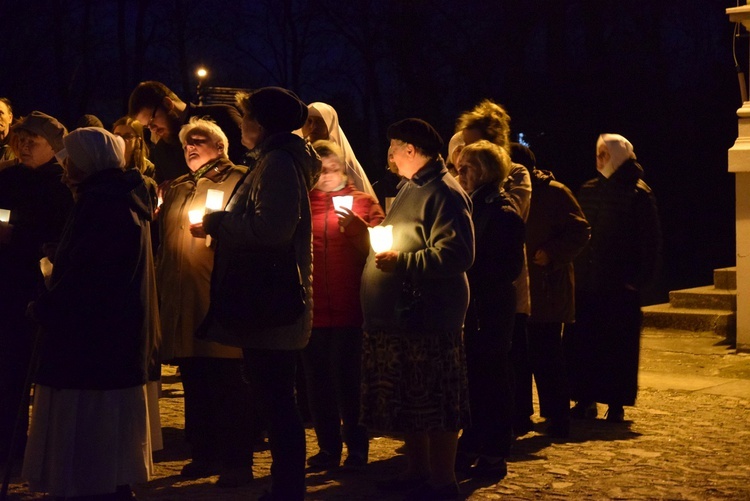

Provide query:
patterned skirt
left=360, top=329, right=470, bottom=433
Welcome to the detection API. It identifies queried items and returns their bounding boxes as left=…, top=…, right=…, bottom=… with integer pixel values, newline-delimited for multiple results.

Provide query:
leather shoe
left=180, top=460, right=221, bottom=478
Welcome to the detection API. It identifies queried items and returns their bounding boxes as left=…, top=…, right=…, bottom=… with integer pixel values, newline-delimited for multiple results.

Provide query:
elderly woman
left=454, top=140, right=525, bottom=479
left=302, top=140, right=384, bottom=471
left=22, top=127, right=159, bottom=501
left=567, top=134, right=662, bottom=423
left=360, top=119, right=474, bottom=499
left=156, top=117, right=253, bottom=486
left=301, top=102, right=375, bottom=197
left=0, top=112, right=73, bottom=465
left=198, top=87, right=315, bottom=501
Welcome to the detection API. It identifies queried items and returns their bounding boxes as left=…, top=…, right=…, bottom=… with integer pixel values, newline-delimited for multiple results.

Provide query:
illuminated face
left=387, top=139, right=408, bottom=173
left=113, top=124, right=138, bottom=164
left=16, top=130, right=55, bottom=168
left=456, top=154, right=484, bottom=193
left=241, top=114, right=264, bottom=150
left=183, top=130, right=222, bottom=172
left=315, top=155, right=346, bottom=192
left=0, top=101, right=12, bottom=141
left=596, top=144, right=610, bottom=172
left=135, top=105, right=172, bottom=142
left=301, top=115, right=328, bottom=143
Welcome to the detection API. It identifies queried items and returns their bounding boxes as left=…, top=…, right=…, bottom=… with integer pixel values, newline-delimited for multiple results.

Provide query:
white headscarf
left=61, top=127, right=126, bottom=177
left=597, top=133, right=635, bottom=178
left=307, top=102, right=375, bottom=197
left=447, top=131, right=465, bottom=167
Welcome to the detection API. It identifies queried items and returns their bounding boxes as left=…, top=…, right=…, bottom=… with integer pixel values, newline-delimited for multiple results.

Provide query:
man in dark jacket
left=567, top=134, right=662, bottom=423
left=128, top=81, right=244, bottom=184
left=0, top=111, right=72, bottom=464
left=511, top=144, right=590, bottom=438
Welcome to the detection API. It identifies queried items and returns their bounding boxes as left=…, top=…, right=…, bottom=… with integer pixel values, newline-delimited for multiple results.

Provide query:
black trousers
left=527, top=322, right=570, bottom=421
left=243, top=348, right=306, bottom=500
left=301, top=327, right=368, bottom=458
left=510, top=313, right=534, bottom=422
left=178, top=357, right=255, bottom=468
left=0, top=317, right=33, bottom=463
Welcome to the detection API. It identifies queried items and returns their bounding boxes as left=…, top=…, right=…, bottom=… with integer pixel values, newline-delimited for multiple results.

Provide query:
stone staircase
left=641, top=267, right=737, bottom=346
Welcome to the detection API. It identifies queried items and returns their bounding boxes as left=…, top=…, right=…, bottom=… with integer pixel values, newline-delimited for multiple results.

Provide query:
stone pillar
left=727, top=6, right=750, bottom=352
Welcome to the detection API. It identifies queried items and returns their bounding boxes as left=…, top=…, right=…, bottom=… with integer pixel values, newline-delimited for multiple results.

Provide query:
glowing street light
left=196, top=67, right=208, bottom=79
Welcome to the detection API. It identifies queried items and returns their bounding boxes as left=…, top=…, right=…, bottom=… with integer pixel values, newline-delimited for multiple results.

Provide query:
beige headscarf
left=307, top=102, right=375, bottom=197
left=597, top=133, right=635, bottom=178
left=61, top=127, right=126, bottom=177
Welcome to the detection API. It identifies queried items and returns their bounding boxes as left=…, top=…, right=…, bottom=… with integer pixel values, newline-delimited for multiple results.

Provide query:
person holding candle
left=0, top=111, right=73, bottom=468
left=360, top=118, right=474, bottom=499
left=22, top=127, right=158, bottom=500
left=156, top=117, right=255, bottom=487
left=302, top=139, right=384, bottom=471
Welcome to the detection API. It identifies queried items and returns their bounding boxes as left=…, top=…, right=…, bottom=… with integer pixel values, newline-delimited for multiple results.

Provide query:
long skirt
left=565, top=289, right=642, bottom=406
left=22, top=384, right=153, bottom=497
left=360, top=329, right=470, bottom=433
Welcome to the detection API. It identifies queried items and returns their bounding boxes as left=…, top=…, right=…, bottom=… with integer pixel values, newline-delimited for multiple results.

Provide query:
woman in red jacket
left=302, top=140, right=384, bottom=471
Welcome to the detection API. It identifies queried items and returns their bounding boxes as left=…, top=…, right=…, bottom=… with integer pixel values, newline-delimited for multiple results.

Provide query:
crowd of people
left=0, top=83, right=662, bottom=501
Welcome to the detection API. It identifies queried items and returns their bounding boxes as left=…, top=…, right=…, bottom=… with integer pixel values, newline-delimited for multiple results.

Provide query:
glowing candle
left=205, top=189, right=224, bottom=213
left=188, top=209, right=204, bottom=224
left=332, top=196, right=353, bottom=213
left=368, top=225, right=393, bottom=253
left=0, top=209, right=9, bottom=223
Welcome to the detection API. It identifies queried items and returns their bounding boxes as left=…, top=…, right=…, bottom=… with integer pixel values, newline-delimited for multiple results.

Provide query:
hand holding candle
left=368, top=225, right=397, bottom=272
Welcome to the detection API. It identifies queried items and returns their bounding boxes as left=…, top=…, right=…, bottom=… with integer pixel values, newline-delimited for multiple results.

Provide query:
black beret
left=387, top=118, right=443, bottom=157
left=246, top=87, right=308, bottom=134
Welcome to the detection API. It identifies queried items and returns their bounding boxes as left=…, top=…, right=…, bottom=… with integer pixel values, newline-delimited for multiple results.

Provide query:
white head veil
left=307, top=102, right=375, bottom=197
left=61, top=127, right=126, bottom=177
left=597, top=133, right=635, bottom=178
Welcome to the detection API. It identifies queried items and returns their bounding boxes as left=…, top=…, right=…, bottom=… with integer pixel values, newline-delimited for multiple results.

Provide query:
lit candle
left=368, top=225, right=393, bottom=253
left=0, top=209, right=9, bottom=223
left=332, top=195, right=353, bottom=213
left=205, top=189, right=224, bottom=213
left=188, top=209, right=204, bottom=224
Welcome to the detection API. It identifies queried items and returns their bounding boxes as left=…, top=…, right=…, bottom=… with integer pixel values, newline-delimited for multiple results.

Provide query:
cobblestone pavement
left=5, top=328, right=750, bottom=500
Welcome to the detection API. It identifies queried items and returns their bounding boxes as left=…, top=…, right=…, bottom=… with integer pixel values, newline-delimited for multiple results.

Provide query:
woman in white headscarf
left=301, top=102, right=376, bottom=197
left=24, top=127, right=159, bottom=500
left=567, top=133, right=662, bottom=423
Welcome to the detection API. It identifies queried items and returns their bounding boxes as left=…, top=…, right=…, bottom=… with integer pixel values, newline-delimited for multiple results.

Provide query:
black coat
left=33, top=169, right=160, bottom=390
left=465, top=183, right=525, bottom=339
left=574, top=159, right=662, bottom=294
left=526, top=169, right=590, bottom=323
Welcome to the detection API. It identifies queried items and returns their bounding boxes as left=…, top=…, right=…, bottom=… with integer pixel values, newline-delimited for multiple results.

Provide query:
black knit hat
left=245, top=87, right=308, bottom=134
left=387, top=118, right=443, bottom=157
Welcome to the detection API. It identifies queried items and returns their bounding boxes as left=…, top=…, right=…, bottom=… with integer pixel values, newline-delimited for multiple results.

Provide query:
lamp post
left=196, top=67, right=208, bottom=105
left=726, top=6, right=750, bottom=352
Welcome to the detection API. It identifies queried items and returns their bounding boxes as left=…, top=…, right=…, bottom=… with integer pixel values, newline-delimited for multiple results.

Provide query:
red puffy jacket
left=310, top=184, right=385, bottom=327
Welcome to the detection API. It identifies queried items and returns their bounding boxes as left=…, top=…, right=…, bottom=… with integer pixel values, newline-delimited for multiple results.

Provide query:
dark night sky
left=0, top=0, right=745, bottom=302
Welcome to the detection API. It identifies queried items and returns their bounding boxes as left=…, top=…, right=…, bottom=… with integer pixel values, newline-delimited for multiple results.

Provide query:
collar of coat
left=403, top=155, right=447, bottom=188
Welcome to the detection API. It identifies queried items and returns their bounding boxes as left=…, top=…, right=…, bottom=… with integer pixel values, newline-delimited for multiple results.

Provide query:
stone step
left=714, top=267, right=736, bottom=290
left=641, top=304, right=736, bottom=345
left=669, top=285, right=737, bottom=310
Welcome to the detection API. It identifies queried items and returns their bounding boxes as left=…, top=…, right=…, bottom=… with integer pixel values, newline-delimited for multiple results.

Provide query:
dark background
left=1, top=0, right=745, bottom=303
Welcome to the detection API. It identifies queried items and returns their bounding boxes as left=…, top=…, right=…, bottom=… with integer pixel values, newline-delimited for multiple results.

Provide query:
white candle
left=368, top=225, right=393, bottom=253
left=332, top=195, right=353, bottom=213
left=0, top=209, right=9, bottom=223
left=188, top=209, right=204, bottom=224
left=205, top=189, right=224, bottom=213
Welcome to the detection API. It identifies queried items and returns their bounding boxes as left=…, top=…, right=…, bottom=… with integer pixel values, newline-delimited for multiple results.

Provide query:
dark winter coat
left=0, top=160, right=73, bottom=333
left=361, top=157, right=475, bottom=335
left=574, top=159, right=662, bottom=293
left=202, top=132, right=316, bottom=350
left=526, top=169, right=590, bottom=323
left=33, top=168, right=160, bottom=390
left=465, top=183, right=525, bottom=338
left=310, top=184, right=384, bottom=328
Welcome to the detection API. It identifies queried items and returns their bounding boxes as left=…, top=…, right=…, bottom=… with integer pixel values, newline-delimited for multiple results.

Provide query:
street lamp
left=196, top=66, right=208, bottom=105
